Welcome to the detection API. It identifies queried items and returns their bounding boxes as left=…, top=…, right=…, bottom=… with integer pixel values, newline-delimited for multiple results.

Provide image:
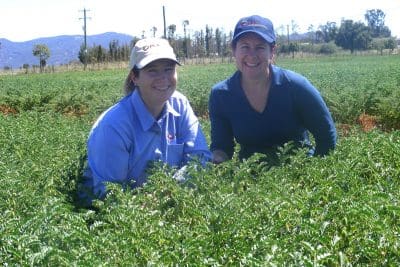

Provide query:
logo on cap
left=142, top=44, right=160, bottom=52
left=240, top=19, right=269, bottom=31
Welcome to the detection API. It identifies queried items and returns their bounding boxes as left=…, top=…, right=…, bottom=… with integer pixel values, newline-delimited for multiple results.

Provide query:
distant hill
left=0, top=32, right=134, bottom=69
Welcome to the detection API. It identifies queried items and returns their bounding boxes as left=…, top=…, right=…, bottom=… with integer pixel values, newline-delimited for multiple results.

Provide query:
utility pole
left=79, top=8, right=91, bottom=70
left=287, top=24, right=290, bottom=45
left=163, top=5, right=166, bottom=39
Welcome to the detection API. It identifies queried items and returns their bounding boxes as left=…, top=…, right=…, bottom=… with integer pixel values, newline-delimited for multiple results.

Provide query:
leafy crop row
left=278, top=55, right=400, bottom=130
left=1, top=55, right=399, bottom=129
left=1, top=55, right=399, bottom=265
left=0, top=70, right=124, bottom=117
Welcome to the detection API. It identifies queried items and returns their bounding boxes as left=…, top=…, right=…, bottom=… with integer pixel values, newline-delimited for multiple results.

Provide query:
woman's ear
left=124, top=70, right=137, bottom=95
left=269, top=44, right=276, bottom=63
left=271, top=44, right=277, bottom=54
left=129, top=70, right=136, bottom=83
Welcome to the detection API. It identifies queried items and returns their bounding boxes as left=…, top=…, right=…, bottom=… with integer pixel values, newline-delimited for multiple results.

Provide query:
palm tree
left=151, top=26, right=157, bottom=37
left=183, top=20, right=189, bottom=39
left=167, top=24, right=176, bottom=41
left=182, top=20, right=190, bottom=58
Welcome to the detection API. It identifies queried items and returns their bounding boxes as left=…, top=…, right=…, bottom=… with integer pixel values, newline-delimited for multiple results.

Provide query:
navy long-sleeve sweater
left=209, top=65, right=337, bottom=159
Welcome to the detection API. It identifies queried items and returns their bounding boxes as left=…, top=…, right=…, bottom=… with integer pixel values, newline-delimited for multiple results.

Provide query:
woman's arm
left=293, top=77, right=337, bottom=156
left=86, top=124, right=130, bottom=199
left=208, top=89, right=235, bottom=159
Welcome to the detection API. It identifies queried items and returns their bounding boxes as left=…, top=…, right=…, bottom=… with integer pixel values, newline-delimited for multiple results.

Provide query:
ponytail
left=123, top=66, right=140, bottom=95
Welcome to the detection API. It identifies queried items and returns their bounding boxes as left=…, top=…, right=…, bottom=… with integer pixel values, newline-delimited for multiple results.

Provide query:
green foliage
left=370, top=37, right=398, bottom=55
left=318, top=42, right=338, bottom=54
left=278, top=42, right=299, bottom=56
left=317, top=22, right=338, bottom=43
left=297, top=42, right=339, bottom=55
left=32, top=44, right=51, bottom=60
left=1, top=55, right=400, bottom=265
left=335, top=20, right=372, bottom=53
left=377, top=89, right=400, bottom=130
left=0, top=70, right=124, bottom=117
left=276, top=55, right=400, bottom=129
left=177, top=64, right=235, bottom=117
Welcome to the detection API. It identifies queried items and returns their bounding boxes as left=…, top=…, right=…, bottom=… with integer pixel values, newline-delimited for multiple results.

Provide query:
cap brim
left=136, top=55, right=181, bottom=69
left=232, top=30, right=275, bottom=44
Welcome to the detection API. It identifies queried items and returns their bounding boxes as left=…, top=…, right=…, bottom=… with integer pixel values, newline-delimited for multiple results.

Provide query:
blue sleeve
left=178, top=98, right=212, bottom=165
left=86, top=124, right=130, bottom=199
left=208, top=87, right=235, bottom=158
left=293, top=77, right=337, bottom=156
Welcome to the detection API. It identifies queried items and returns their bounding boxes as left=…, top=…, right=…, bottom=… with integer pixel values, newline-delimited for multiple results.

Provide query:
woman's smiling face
left=133, top=59, right=178, bottom=112
left=233, top=33, right=273, bottom=79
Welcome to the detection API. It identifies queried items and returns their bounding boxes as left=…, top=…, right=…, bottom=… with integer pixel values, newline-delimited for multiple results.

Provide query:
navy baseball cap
left=232, top=15, right=276, bottom=45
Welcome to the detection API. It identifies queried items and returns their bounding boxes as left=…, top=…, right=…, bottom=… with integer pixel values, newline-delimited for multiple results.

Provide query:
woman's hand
left=212, top=150, right=229, bottom=164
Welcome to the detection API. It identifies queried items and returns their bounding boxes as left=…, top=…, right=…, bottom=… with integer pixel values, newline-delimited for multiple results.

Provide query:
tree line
left=28, top=9, right=398, bottom=72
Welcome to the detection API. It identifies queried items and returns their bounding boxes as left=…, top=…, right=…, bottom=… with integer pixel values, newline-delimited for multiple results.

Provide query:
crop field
left=1, top=55, right=400, bottom=265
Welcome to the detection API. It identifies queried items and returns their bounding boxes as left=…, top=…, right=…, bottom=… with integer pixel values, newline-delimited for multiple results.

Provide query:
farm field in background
left=1, top=55, right=399, bottom=265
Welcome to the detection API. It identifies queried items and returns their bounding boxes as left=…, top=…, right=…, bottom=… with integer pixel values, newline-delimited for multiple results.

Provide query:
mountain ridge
left=0, top=32, right=134, bottom=69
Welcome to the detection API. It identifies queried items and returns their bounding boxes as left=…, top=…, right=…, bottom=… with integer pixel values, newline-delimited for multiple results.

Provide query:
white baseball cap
left=129, top=38, right=180, bottom=69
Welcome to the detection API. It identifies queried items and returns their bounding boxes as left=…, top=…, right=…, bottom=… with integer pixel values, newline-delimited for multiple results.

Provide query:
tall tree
left=167, top=24, right=177, bottom=53
left=335, top=20, right=371, bottom=53
left=151, top=26, right=157, bottom=38
left=205, top=25, right=212, bottom=56
left=182, top=20, right=189, bottom=38
left=365, top=9, right=391, bottom=38
left=32, top=44, right=50, bottom=72
left=307, top=24, right=315, bottom=44
left=182, top=20, right=190, bottom=58
left=194, top=30, right=205, bottom=58
left=95, top=45, right=106, bottom=63
left=215, top=28, right=222, bottom=56
left=167, top=24, right=176, bottom=41
left=318, top=22, right=338, bottom=43
left=291, top=20, right=299, bottom=34
left=109, top=40, right=119, bottom=61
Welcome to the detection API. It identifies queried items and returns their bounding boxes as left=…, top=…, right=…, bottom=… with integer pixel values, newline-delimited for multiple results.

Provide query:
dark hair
left=123, top=66, right=140, bottom=95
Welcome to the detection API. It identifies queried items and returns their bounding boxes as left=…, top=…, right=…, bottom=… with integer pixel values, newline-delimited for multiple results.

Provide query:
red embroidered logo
left=167, top=133, right=175, bottom=140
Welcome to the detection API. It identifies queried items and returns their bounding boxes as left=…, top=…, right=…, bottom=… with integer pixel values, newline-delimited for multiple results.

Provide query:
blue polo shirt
left=82, top=90, right=211, bottom=201
left=209, top=65, right=337, bottom=159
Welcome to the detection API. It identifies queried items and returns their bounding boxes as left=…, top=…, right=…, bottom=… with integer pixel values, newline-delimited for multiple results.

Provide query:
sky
left=1, top=0, right=399, bottom=42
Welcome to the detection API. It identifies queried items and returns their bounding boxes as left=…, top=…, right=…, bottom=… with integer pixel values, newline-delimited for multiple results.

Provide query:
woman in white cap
left=80, top=38, right=211, bottom=205
left=209, top=15, right=337, bottom=164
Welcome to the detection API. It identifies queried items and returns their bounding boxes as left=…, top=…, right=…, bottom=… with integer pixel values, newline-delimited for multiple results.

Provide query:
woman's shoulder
left=166, top=91, right=195, bottom=116
left=94, top=95, right=133, bottom=125
left=168, top=91, right=191, bottom=109
left=272, top=65, right=309, bottom=86
left=170, top=90, right=189, bottom=102
left=211, top=71, right=239, bottom=92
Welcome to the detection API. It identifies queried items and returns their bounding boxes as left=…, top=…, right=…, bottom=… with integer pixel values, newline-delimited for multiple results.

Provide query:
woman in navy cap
left=209, top=15, right=337, bottom=163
